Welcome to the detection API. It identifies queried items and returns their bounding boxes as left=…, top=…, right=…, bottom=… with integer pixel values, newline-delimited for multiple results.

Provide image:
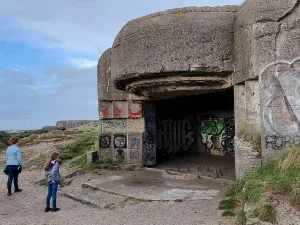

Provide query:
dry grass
left=275, top=147, right=300, bottom=171
left=223, top=146, right=300, bottom=224
left=36, top=131, right=65, bottom=141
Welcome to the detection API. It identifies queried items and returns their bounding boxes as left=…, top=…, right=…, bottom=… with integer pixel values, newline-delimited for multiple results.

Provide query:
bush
left=58, top=125, right=99, bottom=161
left=0, top=142, right=6, bottom=149
left=0, top=132, right=10, bottom=146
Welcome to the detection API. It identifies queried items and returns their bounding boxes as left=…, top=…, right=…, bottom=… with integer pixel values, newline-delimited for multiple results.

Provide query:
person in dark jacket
left=44, top=152, right=60, bottom=212
left=4, top=137, right=24, bottom=196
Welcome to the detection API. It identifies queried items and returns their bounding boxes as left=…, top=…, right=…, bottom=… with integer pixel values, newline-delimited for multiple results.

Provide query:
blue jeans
left=7, top=169, right=19, bottom=192
left=46, top=182, right=58, bottom=208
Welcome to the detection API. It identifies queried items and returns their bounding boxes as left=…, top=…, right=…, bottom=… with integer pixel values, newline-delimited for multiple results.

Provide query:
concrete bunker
left=145, top=89, right=235, bottom=179
left=98, top=0, right=300, bottom=179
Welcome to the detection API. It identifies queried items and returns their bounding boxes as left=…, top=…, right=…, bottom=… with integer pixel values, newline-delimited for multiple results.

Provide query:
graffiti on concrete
left=102, top=120, right=127, bottom=129
left=220, top=118, right=235, bottom=156
left=157, top=117, right=195, bottom=156
left=201, top=120, right=225, bottom=135
left=144, top=115, right=156, bottom=162
left=261, top=58, right=300, bottom=135
left=129, top=150, right=140, bottom=158
left=131, top=138, right=140, bottom=149
left=265, top=135, right=300, bottom=150
left=115, top=149, right=125, bottom=163
left=102, top=106, right=110, bottom=118
left=128, top=135, right=143, bottom=164
left=200, top=117, right=234, bottom=156
left=113, top=134, right=127, bottom=148
left=144, top=101, right=156, bottom=166
left=114, top=107, right=123, bottom=118
left=128, top=102, right=142, bottom=118
left=129, top=109, right=142, bottom=118
left=260, top=57, right=300, bottom=151
left=99, top=134, right=111, bottom=148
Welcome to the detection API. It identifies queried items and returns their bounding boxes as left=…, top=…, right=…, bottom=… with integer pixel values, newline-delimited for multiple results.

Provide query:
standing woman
left=4, top=137, right=24, bottom=196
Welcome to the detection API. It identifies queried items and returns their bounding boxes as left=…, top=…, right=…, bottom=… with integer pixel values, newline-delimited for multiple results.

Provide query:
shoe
left=7, top=192, right=11, bottom=196
left=52, top=207, right=60, bottom=212
left=44, top=207, right=52, bottom=212
left=14, top=189, right=22, bottom=193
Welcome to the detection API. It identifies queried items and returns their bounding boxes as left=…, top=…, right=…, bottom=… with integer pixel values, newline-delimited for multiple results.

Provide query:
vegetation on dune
left=57, top=125, right=116, bottom=172
left=220, top=146, right=300, bottom=224
left=58, top=125, right=99, bottom=161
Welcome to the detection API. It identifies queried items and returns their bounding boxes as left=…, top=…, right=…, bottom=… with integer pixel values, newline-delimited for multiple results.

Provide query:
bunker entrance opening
left=152, top=88, right=235, bottom=179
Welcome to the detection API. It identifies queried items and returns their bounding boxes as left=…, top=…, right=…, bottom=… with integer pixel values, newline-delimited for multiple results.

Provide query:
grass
left=58, top=126, right=99, bottom=161
left=119, top=197, right=147, bottom=206
left=222, top=210, right=235, bottom=217
left=219, top=198, right=236, bottom=210
left=68, top=153, right=116, bottom=172
left=236, top=210, right=247, bottom=225
left=256, top=204, right=276, bottom=223
left=222, top=146, right=300, bottom=224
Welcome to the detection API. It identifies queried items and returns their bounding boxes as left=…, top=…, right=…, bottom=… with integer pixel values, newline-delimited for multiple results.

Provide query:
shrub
left=222, top=146, right=300, bottom=224
left=0, top=142, right=6, bottom=149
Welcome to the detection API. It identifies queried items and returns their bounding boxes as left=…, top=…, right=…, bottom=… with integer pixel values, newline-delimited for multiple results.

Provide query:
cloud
left=69, top=58, right=98, bottom=69
left=0, top=66, right=97, bottom=130
left=0, top=0, right=242, bottom=54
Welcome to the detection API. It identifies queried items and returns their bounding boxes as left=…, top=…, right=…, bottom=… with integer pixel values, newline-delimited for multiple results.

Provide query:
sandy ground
left=0, top=170, right=234, bottom=225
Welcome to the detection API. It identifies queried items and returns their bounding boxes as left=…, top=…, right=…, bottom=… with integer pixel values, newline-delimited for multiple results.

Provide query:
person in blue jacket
left=4, top=137, right=24, bottom=196
left=44, top=152, right=60, bottom=212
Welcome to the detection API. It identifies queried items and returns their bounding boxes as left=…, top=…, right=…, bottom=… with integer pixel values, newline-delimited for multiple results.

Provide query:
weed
left=119, top=197, right=146, bottom=206
left=236, top=210, right=247, bottom=225
left=222, top=146, right=300, bottom=224
left=222, top=210, right=235, bottom=217
left=219, top=198, right=236, bottom=210
left=257, top=204, right=276, bottom=223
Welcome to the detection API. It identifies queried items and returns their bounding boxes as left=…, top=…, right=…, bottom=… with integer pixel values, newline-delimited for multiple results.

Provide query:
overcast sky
left=0, top=0, right=242, bottom=130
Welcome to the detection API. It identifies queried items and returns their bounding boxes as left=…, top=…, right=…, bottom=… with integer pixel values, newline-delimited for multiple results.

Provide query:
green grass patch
left=219, top=198, right=236, bottom=210
left=58, top=126, right=99, bottom=162
left=222, top=146, right=300, bottom=224
left=69, top=153, right=116, bottom=172
left=222, top=210, right=235, bottom=217
left=236, top=209, right=247, bottom=225
left=119, top=197, right=147, bottom=206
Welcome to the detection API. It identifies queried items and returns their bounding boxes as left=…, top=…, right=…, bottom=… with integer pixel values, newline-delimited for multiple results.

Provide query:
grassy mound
left=222, top=146, right=300, bottom=224
left=58, top=125, right=116, bottom=171
left=58, top=125, right=99, bottom=161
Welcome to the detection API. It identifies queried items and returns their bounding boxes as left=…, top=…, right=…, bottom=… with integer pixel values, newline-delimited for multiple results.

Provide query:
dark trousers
left=46, top=182, right=58, bottom=208
left=7, top=170, right=19, bottom=192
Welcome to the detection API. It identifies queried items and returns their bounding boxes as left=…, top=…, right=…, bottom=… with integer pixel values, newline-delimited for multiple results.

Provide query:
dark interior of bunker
left=153, top=89, right=235, bottom=179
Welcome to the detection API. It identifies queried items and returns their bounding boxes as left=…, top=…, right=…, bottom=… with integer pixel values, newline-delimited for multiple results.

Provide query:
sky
left=0, top=0, right=242, bottom=130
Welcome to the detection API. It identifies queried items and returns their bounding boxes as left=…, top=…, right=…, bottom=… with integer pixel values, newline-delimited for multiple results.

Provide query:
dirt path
left=0, top=169, right=235, bottom=225
left=0, top=142, right=234, bottom=225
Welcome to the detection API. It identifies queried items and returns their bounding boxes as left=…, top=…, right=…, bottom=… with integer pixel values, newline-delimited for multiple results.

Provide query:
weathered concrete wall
left=233, top=0, right=299, bottom=84
left=98, top=48, right=128, bottom=101
left=233, top=0, right=300, bottom=166
left=98, top=49, right=145, bottom=165
left=111, top=6, right=238, bottom=99
left=98, top=101, right=144, bottom=164
left=234, top=81, right=262, bottom=178
left=56, top=120, right=98, bottom=130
